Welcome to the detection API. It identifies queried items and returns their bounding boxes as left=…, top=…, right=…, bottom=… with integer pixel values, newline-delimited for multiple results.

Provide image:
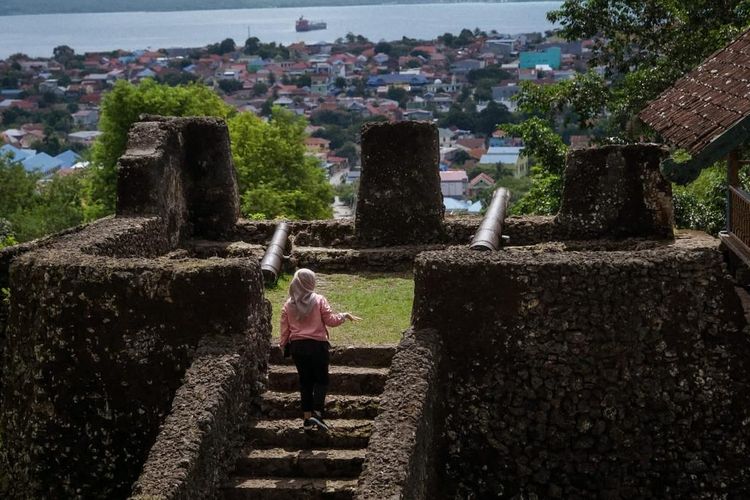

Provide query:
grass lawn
left=265, top=272, right=414, bottom=346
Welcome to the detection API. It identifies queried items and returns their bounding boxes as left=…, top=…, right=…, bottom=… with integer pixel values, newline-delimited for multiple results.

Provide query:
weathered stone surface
left=131, top=333, right=270, bottom=500
left=556, top=144, right=674, bottom=239
left=411, top=231, right=750, bottom=498
left=356, top=121, right=445, bottom=245
left=117, top=116, right=240, bottom=241
left=356, top=328, right=443, bottom=500
left=0, top=217, right=268, bottom=499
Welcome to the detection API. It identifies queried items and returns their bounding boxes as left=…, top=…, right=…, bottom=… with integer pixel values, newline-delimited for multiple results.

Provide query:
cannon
left=260, top=222, right=291, bottom=284
left=470, top=188, right=511, bottom=251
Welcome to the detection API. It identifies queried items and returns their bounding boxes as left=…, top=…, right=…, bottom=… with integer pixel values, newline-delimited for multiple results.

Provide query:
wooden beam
left=729, top=149, right=741, bottom=187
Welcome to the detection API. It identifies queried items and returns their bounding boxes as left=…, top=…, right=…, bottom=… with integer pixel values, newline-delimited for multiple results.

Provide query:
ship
left=295, top=16, right=327, bottom=32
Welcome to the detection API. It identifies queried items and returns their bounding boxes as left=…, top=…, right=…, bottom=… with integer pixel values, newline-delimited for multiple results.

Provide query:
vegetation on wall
left=505, top=1, right=750, bottom=231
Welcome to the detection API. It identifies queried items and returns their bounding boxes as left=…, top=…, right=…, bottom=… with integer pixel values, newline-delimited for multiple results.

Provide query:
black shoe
left=303, top=418, right=315, bottom=431
left=308, top=415, right=330, bottom=432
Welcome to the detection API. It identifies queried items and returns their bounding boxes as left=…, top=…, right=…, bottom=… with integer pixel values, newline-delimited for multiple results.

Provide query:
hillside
left=3, top=0, right=529, bottom=16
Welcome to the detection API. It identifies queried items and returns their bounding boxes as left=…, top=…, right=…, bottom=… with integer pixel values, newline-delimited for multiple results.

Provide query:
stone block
left=116, top=116, right=239, bottom=241
left=556, top=144, right=674, bottom=239
left=356, top=121, right=444, bottom=246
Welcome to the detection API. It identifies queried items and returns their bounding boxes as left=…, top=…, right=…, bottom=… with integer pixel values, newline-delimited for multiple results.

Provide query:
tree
left=52, top=45, right=75, bottom=67
left=87, top=79, right=233, bottom=220
left=218, top=79, right=243, bottom=94
left=209, top=38, right=236, bottom=55
left=229, top=108, right=333, bottom=220
left=374, top=41, right=392, bottom=55
left=386, top=87, right=408, bottom=108
left=499, top=118, right=568, bottom=215
left=334, top=142, right=359, bottom=165
left=0, top=155, right=85, bottom=243
left=88, top=79, right=332, bottom=223
left=548, top=1, right=750, bottom=129
left=252, top=82, right=269, bottom=97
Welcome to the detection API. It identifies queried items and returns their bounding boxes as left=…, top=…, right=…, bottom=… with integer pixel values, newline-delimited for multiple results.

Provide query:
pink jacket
left=280, top=293, right=345, bottom=348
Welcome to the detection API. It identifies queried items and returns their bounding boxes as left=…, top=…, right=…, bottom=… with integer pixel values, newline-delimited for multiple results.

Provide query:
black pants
left=290, top=339, right=330, bottom=414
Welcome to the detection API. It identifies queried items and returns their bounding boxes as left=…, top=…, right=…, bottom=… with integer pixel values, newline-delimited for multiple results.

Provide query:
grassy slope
left=265, top=272, right=414, bottom=346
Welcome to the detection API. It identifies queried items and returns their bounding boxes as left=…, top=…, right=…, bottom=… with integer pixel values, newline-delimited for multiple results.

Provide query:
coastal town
left=0, top=28, right=597, bottom=214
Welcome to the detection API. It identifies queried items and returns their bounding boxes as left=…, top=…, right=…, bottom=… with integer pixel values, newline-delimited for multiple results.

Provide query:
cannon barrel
left=260, top=222, right=291, bottom=284
left=470, top=188, right=511, bottom=251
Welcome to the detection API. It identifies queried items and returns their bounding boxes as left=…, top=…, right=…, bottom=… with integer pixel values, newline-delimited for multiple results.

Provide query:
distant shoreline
left=1, top=0, right=556, bottom=18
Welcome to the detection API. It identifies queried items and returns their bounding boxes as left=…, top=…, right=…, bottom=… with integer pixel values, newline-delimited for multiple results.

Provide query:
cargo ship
left=295, top=16, right=327, bottom=32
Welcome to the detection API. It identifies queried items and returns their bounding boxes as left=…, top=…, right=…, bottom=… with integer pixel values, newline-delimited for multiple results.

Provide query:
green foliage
left=500, top=118, right=568, bottom=215
left=548, top=1, right=750, bottom=134
left=252, top=82, right=269, bottom=97
left=672, top=164, right=727, bottom=235
left=0, top=155, right=86, bottom=242
left=0, top=234, right=17, bottom=250
left=208, top=38, right=236, bottom=55
left=87, top=79, right=233, bottom=220
left=466, top=65, right=512, bottom=85
left=229, top=108, right=333, bottom=220
left=244, top=37, right=289, bottom=59
left=218, top=79, right=243, bottom=93
left=386, top=87, right=408, bottom=108
left=514, top=71, right=610, bottom=129
left=334, top=181, right=358, bottom=206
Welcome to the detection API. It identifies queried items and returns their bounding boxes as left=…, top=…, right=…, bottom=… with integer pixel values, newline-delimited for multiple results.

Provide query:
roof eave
left=661, top=114, right=750, bottom=185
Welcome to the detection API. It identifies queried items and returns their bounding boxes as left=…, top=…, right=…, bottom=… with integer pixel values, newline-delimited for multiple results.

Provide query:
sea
left=0, top=2, right=562, bottom=59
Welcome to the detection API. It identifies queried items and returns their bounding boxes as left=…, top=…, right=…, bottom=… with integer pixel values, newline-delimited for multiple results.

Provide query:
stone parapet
left=412, top=231, right=749, bottom=498
left=356, top=121, right=445, bottom=245
left=355, top=329, right=443, bottom=500
left=556, top=144, right=674, bottom=239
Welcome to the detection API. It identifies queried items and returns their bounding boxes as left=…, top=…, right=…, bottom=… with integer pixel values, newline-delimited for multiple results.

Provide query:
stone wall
left=0, top=117, right=270, bottom=499
left=556, top=144, right=673, bottom=239
left=411, top=232, right=750, bottom=498
left=1, top=218, right=268, bottom=499
left=356, top=328, right=444, bottom=500
left=356, top=121, right=445, bottom=246
left=131, top=333, right=269, bottom=500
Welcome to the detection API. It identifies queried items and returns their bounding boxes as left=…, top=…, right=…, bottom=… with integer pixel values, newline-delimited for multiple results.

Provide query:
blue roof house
left=55, top=150, right=82, bottom=168
left=0, top=144, right=36, bottom=162
left=519, top=47, right=562, bottom=70
left=21, top=152, right=63, bottom=173
left=367, top=74, right=429, bottom=87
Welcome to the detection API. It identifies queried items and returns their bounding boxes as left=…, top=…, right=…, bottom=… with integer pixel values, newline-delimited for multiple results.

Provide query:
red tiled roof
left=640, top=28, right=750, bottom=156
left=469, top=172, right=496, bottom=187
left=440, top=170, right=468, bottom=182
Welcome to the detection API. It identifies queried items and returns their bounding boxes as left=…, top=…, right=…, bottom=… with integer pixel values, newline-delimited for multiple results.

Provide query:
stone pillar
left=556, top=144, right=673, bottom=239
left=116, top=116, right=240, bottom=242
left=355, top=121, right=444, bottom=246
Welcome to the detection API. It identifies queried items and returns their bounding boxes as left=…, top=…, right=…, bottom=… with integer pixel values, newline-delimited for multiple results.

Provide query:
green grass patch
left=265, top=272, right=414, bottom=346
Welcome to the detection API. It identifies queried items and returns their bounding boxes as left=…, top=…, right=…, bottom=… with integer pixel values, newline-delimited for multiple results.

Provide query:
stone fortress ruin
left=1, top=117, right=749, bottom=499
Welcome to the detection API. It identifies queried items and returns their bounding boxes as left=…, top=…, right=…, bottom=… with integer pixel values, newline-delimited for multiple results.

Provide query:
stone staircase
left=223, top=345, right=395, bottom=499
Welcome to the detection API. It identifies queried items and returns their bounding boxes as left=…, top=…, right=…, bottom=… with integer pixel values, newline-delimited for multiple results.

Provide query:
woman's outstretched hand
left=343, top=312, right=362, bottom=322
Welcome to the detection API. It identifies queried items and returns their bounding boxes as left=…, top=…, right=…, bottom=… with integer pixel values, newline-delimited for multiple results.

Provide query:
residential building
left=440, top=170, right=469, bottom=198
left=480, top=146, right=529, bottom=178
left=520, top=47, right=562, bottom=70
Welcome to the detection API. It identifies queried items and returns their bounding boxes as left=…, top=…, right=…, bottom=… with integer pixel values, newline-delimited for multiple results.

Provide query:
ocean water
left=0, top=2, right=562, bottom=59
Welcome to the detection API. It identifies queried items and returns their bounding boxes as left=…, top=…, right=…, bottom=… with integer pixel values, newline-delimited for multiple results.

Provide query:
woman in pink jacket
left=279, top=268, right=360, bottom=431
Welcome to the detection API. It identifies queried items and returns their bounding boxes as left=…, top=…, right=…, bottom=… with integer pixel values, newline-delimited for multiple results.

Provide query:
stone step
left=261, top=392, right=380, bottom=420
left=268, top=365, right=388, bottom=395
left=233, top=447, right=365, bottom=478
left=269, top=345, right=396, bottom=368
left=244, top=419, right=372, bottom=449
left=223, top=477, right=357, bottom=500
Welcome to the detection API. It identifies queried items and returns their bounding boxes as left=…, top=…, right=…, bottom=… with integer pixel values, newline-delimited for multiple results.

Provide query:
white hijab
left=288, top=268, right=317, bottom=319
